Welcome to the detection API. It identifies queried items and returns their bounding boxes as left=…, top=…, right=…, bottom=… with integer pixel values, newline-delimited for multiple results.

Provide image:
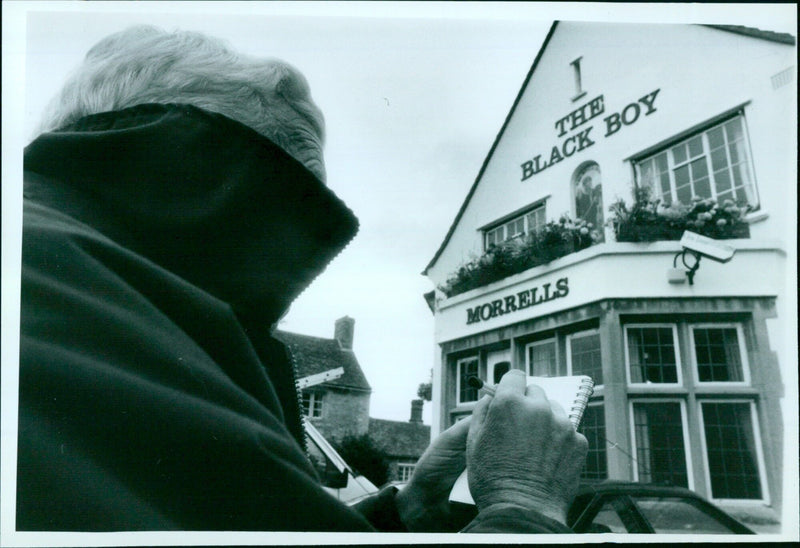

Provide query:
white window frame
left=526, top=338, right=558, bottom=377
left=689, top=323, right=751, bottom=386
left=302, top=391, right=324, bottom=419
left=628, top=398, right=694, bottom=491
left=455, top=356, right=480, bottom=405
left=483, top=203, right=546, bottom=251
left=697, top=399, right=770, bottom=504
left=624, top=323, right=683, bottom=387
left=566, top=329, right=603, bottom=388
left=634, top=114, right=758, bottom=207
left=397, top=462, right=416, bottom=483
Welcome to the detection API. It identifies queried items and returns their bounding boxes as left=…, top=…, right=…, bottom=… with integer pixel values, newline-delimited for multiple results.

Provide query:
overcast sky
left=4, top=2, right=797, bottom=427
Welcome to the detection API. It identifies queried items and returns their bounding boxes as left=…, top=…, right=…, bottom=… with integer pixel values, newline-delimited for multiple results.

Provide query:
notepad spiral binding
left=568, top=377, right=595, bottom=429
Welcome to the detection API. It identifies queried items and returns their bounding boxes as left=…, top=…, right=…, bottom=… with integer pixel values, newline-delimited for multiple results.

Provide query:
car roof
left=577, top=481, right=703, bottom=498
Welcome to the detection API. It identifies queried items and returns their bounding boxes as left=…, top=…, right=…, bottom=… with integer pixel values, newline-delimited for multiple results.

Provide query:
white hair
left=38, top=25, right=326, bottom=182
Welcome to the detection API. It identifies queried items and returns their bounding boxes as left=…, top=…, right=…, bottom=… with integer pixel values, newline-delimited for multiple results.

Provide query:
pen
left=467, top=376, right=496, bottom=396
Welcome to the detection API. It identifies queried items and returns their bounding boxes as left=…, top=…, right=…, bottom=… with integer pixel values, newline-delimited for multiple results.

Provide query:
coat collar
left=24, top=104, right=359, bottom=326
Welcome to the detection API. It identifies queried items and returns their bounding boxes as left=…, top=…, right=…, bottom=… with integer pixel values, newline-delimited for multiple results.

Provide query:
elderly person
left=17, top=26, right=587, bottom=532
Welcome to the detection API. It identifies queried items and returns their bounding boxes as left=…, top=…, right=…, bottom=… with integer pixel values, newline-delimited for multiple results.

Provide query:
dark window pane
left=694, top=177, right=711, bottom=199
left=672, top=143, right=687, bottom=164
left=628, top=327, right=678, bottom=383
left=714, top=169, right=732, bottom=194
left=493, top=361, right=511, bottom=384
left=702, top=402, right=762, bottom=499
left=724, top=118, right=744, bottom=142
left=694, top=328, right=744, bottom=382
left=458, top=359, right=479, bottom=402
left=578, top=405, right=607, bottom=480
left=688, top=136, right=704, bottom=158
left=707, top=127, right=725, bottom=150
left=633, top=402, right=688, bottom=487
left=656, top=152, right=669, bottom=172
left=710, top=147, right=728, bottom=172
left=690, top=157, right=709, bottom=181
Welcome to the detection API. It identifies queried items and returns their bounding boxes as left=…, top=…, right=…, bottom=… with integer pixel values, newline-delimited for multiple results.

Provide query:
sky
left=4, top=2, right=797, bottom=429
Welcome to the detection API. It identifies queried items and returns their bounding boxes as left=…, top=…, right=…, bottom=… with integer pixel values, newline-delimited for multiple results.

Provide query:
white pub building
left=423, top=22, right=795, bottom=527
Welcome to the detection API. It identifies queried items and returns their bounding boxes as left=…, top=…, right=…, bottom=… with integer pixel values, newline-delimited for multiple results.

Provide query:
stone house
left=274, top=316, right=372, bottom=442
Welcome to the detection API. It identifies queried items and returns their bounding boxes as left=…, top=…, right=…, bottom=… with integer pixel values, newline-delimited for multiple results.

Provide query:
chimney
left=334, top=316, right=354, bottom=350
left=409, top=399, right=424, bottom=424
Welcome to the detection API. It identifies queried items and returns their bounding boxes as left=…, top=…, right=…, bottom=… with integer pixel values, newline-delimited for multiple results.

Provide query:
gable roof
left=368, top=418, right=431, bottom=459
left=273, top=330, right=371, bottom=392
left=422, top=21, right=796, bottom=276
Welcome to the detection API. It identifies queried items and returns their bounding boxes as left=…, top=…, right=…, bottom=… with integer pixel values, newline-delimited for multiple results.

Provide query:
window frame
left=566, top=328, right=604, bottom=388
left=486, top=348, right=512, bottom=386
left=482, top=203, right=547, bottom=251
left=302, top=391, right=324, bottom=419
left=455, top=356, right=480, bottom=405
left=628, top=398, right=695, bottom=490
left=624, top=323, right=683, bottom=387
left=526, top=338, right=558, bottom=378
left=633, top=113, right=758, bottom=208
left=689, top=323, right=751, bottom=386
left=397, top=462, right=416, bottom=483
left=697, top=399, right=770, bottom=504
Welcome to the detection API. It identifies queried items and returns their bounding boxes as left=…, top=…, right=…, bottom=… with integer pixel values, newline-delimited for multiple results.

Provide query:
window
left=700, top=401, right=765, bottom=500
left=691, top=326, right=748, bottom=383
left=527, top=339, right=557, bottom=377
left=579, top=404, right=607, bottom=480
left=626, top=325, right=681, bottom=384
left=302, top=391, right=324, bottom=418
left=483, top=204, right=546, bottom=250
left=397, top=463, right=416, bottom=483
left=491, top=361, right=511, bottom=384
left=456, top=357, right=479, bottom=404
left=632, top=401, right=690, bottom=488
left=636, top=115, right=757, bottom=207
left=567, top=330, right=603, bottom=385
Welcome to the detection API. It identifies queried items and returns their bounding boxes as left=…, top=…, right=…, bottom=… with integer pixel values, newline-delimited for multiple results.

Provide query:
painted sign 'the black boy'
left=520, top=89, right=660, bottom=181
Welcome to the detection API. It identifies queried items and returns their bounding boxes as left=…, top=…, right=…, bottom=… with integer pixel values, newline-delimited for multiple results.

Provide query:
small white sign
left=680, top=231, right=735, bottom=263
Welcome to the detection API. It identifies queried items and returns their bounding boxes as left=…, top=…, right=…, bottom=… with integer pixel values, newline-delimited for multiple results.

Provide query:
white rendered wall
left=426, top=22, right=796, bottom=289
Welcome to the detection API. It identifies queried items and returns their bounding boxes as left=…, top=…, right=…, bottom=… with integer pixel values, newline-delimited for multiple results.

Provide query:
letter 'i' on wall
left=571, top=56, right=586, bottom=102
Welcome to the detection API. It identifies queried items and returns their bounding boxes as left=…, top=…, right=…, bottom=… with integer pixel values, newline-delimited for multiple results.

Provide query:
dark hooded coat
left=16, top=104, right=570, bottom=534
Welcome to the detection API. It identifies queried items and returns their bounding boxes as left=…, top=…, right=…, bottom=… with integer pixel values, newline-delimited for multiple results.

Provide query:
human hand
left=394, top=418, right=478, bottom=531
left=466, top=369, right=588, bottom=524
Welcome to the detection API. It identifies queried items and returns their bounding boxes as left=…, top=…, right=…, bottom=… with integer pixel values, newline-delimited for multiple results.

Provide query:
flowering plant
left=439, top=215, right=601, bottom=297
left=609, top=186, right=751, bottom=243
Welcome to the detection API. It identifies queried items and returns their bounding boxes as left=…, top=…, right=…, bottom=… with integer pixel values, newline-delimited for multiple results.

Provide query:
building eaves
left=703, top=24, right=796, bottom=46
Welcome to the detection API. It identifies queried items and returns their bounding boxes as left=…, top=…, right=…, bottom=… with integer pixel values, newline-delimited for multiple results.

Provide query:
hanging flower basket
left=439, top=216, right=600, bottom=298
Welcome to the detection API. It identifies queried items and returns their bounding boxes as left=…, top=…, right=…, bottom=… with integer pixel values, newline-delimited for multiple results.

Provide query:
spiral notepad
left=448, top=375, right=594, bottom=505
